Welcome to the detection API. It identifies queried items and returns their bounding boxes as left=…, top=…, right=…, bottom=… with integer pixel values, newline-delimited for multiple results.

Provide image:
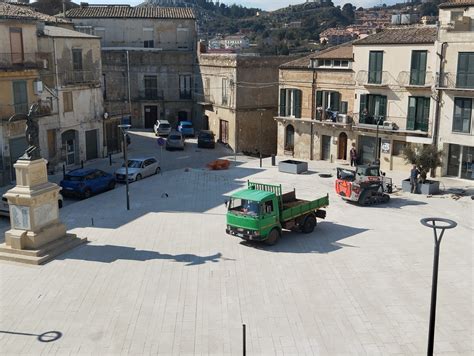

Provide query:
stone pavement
left=0, top=156, right=472, bottom=355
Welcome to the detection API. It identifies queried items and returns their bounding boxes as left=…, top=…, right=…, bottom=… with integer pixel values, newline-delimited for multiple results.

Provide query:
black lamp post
left=118, top=124, right=131, bottom=210
left=374, top=115, right=383, bottom=165
left=257, top=108, right=266, bottom=168
left=420, top=217, right=457, bottom=356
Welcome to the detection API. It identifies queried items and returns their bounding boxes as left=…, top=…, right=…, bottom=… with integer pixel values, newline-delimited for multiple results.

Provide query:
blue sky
left=85, top=0, right=398, bottom=11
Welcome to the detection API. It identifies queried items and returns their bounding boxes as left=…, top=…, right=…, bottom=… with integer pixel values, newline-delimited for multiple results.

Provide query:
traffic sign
left=157, top=137, right=166, bottom=146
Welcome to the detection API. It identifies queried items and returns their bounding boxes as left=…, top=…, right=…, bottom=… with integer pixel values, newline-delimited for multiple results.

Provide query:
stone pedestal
left=0, top=158, right=86, bottom=265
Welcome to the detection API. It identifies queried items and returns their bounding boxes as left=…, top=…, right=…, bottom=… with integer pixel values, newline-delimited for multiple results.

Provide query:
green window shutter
left=316, top=91, right=323, bottom=107
left=294, top=89, right=302, bottom=118
left=279, top=89, right=286, bottom=116
left=411, top=51, right=427, bottom=85
left=359, top=94, right=367, bottom=123
left=422, top=97, right=430, bottom=131
left=332, top=92, right=341, bottom=111
left=12, top=80, right=28, bottom=114
left=407, top=97, right=416, bottom=130
left=457, top=53, right=474, bottom=88
left=379, top=96, right=387, bottom=119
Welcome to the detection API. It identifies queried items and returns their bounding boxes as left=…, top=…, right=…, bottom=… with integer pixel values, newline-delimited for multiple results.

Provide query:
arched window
left=285, top=125, right=295, bottom=151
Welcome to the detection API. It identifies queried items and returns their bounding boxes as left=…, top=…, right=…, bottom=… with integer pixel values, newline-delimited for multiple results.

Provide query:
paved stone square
left=0, top=156, right=472, bottom=355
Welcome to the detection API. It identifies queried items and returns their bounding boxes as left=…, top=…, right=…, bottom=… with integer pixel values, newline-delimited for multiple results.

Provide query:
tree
left=403, top=144, right=443, bottom=181
left=342, top=3, right=355, bottom=22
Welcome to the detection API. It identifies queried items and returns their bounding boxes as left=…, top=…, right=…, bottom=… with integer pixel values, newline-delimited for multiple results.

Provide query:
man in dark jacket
left=410, top=165, right=419, bottom=193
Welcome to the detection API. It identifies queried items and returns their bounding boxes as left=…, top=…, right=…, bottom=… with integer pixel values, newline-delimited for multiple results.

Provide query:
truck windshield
left=228, top=198, right=261, bottom=216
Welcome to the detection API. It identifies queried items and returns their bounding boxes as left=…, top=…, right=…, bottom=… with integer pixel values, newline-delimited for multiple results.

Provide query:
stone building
left=436, top=1, right=474, bottom=180
left=276, top=43, right=356, bottom=163
left=196, top=52, right=287, bottom=155
left=64, top=4, right=197, bottom=133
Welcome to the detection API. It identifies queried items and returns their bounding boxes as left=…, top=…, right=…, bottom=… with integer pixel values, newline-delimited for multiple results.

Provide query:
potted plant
left=401, top=144, right=443, bottom=195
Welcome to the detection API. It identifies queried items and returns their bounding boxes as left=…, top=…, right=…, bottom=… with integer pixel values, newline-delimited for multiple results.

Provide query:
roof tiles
left=354, top=26, right=437, bottom=45
left=65, top=5, right=195, bottom=19
left=0, top=2, right=70, bottom=23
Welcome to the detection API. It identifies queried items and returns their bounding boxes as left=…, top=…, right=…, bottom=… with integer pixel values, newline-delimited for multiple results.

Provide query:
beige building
left=352, top=27, right=438, bottom=173
left=65, top=4, right=197, bottom=133
left=276, top=43, right=356, bottom=163
left=196, top=53, right=286, bottom=155
left=436, top=1, right=474, bottom=180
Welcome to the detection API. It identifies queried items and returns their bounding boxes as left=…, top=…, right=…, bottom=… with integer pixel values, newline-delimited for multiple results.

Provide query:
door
left=338, top=132, right=347, bottom=160
left=9, top=136, right=27, bottom=181
left=447, top=144, right=461, bottom=176
left=47, top=129, right=57, bottom=160
left=322, top=135, right=331, bottom=160
left=105, top=121, right=120, bottom=154
left=219, top=119, right=229, bottom=144
left=66, top=139, right=75, bottom=165
left=144, top=106, right=157, bottom=129
left=85, top=129, right=98, bottom=160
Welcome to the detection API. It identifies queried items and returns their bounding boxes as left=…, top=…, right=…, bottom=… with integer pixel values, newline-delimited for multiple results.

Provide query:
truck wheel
left=358, top=190, right=371, bottom=206
left=382, top=194, right=390, bottom=203
left=302, top=215, right=316, bottom=234
left=264, top=228, right=280, bottom=246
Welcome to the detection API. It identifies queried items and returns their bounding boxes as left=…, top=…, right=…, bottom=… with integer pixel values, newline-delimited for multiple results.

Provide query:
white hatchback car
left=115, top=157, right=161, bottom=182
left=154, top=120, right=171, bottom=136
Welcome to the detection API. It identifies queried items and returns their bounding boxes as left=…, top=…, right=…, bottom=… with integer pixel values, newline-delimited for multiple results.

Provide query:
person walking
left=410, top=165, right=419, bottom=193
left=350, top=144, right=358, bottom=167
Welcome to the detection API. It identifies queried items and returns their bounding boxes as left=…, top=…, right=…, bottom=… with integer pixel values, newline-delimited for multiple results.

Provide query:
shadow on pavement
left=240, top=221, right=367, bottom=254
left=57, top=244, right=230, bottom=265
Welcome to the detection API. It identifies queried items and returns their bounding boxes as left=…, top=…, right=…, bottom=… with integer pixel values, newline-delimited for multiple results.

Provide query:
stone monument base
left=0, top=234, right=87, bottom=265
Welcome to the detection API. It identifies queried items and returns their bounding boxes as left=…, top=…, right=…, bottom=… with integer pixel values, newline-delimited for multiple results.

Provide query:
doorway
left=322, top=135, right=331, bottom=160
left=219, top=119, right=229, bottom=144
left=62, top=130, right=78, bottom=166
left=144, top=105, right=157, bottom=129
left=337, top=132, right=347, bottom=160
left=85, top=129, right=98, bottom=160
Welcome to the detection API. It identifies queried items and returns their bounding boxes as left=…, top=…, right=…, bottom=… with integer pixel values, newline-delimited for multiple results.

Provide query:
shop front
left=447, top=144, right=474, bottom=180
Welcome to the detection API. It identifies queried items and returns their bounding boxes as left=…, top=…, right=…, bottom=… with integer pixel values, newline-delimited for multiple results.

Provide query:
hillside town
left=0, top=0, right=472, bottom=354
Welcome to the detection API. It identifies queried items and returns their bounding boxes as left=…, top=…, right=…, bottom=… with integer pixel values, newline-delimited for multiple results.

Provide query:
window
left=264, top=200, right=274, bottom=214
left=12, top=80, right=28, bottom=114
left=9, top=28, right=23, bottom=64
left=407, top=97, right=430, bottom=131
left=359, top=94, right=387, bottom=124
left=143, top=27, right=154, bottom=48
left=280, top=89, right=302, bottom=118
left=72, top=49, right=83, bottom=83
left=453, top=98, right=472, bottom=133
left=368, top=51, right=383, bottom=84
left=392, top=141, right=406, bottom=156
left=341, top=101, right=348, bottom=114
left=316, top=90, right=341, bottom=120
left=63, top=92, right=73, bottom=112
left=144, top=75, right=158, bottom=99
left=457, top=52, right=474, bottom=88
left=315, top=59, right=350, bottom=69
left=177, top=28, right=190, bottom=49
left=179, top=75, right=192, bottom=99
left=410, top=51, right=427, bottom=85
left=222, top=78, right=228, bottom=105
left=94, top=27, right=105, bottom=45
left=285, top=125, right=295, bottom=151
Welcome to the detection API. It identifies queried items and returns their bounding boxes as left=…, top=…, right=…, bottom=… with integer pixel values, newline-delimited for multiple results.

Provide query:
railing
left=136, top=89, right=164, bottom=100
left=0, top=52, right=40, bottom=70
left=0, top=99, right=56, bottom=120
left=353, top=113, right=430, bottom=132
left=356, top=70, right=394, bottom=86
left=353, top=113, right=386, bottom=125
left=439, top=72, right=474, bottom=90
left=398, top=71, right=434, bottom=87
left=315, top=108, right=353, bottom=124
left=59, top=70, right=101, bottom=86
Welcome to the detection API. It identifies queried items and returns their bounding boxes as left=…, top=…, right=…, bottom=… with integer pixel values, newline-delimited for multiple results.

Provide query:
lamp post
left=257, top=108, right=266, bottom=168
left=420, top=217, right=457, bottom=356
left=375, top=115, right=383, bottom=165
left=118, top=124, right=131, bottom=210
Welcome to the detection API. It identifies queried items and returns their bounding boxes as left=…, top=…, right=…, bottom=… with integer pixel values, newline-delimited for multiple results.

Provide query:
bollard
left=271, top=154, right=276, bottom=166
left=91, top=218, right=94, bottom=226
left=81, top=160, right=84, bottom=169
left=109, top=153, right=112, bottom=166
left=62, top=164, right=66, bottom=179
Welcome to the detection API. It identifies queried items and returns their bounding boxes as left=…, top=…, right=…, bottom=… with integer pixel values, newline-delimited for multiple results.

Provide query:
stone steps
left=0, top=234, right=87, bottom=265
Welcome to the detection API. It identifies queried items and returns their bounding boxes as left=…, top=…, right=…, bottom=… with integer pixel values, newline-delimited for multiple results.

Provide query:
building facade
left=436, top=1, right=474, bottom=180
left=196, top=52, right=286, bottom=155
left=275, top=43, right=356, bottom=163
left=65, top=4, right=197, bottom=132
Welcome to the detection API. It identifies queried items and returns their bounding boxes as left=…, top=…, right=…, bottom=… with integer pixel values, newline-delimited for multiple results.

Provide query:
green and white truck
left=226, top=181, right=329, bottom=245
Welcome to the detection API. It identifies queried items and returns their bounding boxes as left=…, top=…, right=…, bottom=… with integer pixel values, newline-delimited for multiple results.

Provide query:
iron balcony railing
left=0, top=100, right=56, bottom=120
left=439, top=72, right=474, bottom=90
left=356, top=70, right=394, bottom=86
left=0, top=52, right=41, bottom=70
left=398, top=71, right=434, bottom=87
left=353, top=113, right=430, bottom=132
left=59, top=70, right=101, bottom=86
left=136, top=89, right=164, bottom=101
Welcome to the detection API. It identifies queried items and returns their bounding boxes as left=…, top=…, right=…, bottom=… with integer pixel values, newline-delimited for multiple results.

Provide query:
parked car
left=197, top=130, right=216, bottom=148
left=177, top=121, right=195, bottom=137
left=154, top=120, right=171, bottom=136
left=0, top=193, right=63, bottom=217
left=115, top=157, right=160, bottom=182
left=166, top=131, right=185, bottom=151
left=60, top=169, right=116, bottom=199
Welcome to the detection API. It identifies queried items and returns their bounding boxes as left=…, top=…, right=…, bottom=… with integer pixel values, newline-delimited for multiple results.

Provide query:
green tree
left=403, top=144, right=443, bottom=181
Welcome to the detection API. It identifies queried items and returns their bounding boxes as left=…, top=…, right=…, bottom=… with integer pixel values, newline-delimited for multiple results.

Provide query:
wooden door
left=219, top=119, right=229, bottom=144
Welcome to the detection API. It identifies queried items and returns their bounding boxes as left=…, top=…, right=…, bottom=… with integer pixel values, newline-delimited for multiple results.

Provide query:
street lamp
left=256, top=108, right=266, bottom=168
left=118, top=124, right=131, bottom=210
left=420, top=217, right=457, bottom=356
left=374, top=115, right=384, bottom=165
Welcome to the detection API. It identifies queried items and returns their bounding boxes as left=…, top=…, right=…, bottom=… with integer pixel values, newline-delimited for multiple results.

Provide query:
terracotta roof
left=439, top=1, right=474, bottom=8
left=43, top=25, right=99, bottom=38
left=280, top=43, right=354, bottom=69
left=280, top=53, right=314, bottom=69
left=0, top=2, right=71, bottom=23
left=64, top=5, right=195, bottom=19
left=354, top=26, right=437, bottom=45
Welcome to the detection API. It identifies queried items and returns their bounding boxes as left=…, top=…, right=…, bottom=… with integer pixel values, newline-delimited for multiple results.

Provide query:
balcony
left=353, top=113, right=430, bottom=136
left=136, top=89, right=164, bottom=101
left=356, top=70, right=394, bottom=87
left=0, top=100, right=56, bottom=120
left=59, top=70, right=101, bottom=86
left=397, top=71, right=434, bottom=88
left=438, top=72, right=474, bottom=91
left=0, top=52, right=41, bottom=70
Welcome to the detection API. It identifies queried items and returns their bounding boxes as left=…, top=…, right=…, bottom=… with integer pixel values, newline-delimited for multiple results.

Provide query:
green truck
left=226, top=181, right=329, bottom=245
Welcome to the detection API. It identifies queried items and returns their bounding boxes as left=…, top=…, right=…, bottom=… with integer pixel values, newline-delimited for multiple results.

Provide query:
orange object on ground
left=207, top=159, right=230, bottom=170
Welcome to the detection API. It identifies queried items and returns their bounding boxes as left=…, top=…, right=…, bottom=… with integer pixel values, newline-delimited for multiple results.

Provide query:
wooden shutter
left=407, top=97, right=416, bottom=130
left=379, top=95, right=387, bottom=119
left=316, top=91, right=323, bottom=107
left=331, top=92, right=341, bottom=111
left=294, top=89, right=302, bottom=118
left=279, top=89, right=286, bottom=116
left=359, top=94, right=367, bottom=115
left=13, top=81, right=27, bottom=114
left=10, top=28, right=23, bottom=64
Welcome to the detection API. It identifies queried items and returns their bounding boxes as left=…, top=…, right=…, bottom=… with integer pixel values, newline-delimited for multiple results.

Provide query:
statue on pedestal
left=9, top=103, right=41, bottom=160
